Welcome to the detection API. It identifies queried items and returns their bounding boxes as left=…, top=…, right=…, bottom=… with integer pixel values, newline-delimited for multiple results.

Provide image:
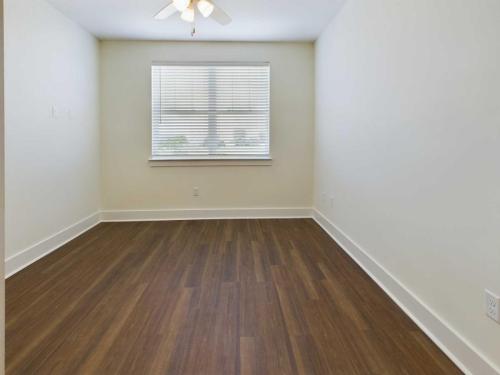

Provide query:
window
left=151, top=63, right=271, bottom=161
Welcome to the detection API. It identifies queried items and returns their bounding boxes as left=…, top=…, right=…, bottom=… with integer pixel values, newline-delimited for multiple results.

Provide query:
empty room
left=2, top=0, right=500, bottom=374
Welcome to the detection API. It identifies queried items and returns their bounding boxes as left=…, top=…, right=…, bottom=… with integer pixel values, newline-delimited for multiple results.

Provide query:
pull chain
left=191, top=18, right=196, bottom=37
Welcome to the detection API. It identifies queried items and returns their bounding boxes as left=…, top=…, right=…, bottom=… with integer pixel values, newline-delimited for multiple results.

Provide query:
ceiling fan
left=155, top=0, right=232, bottom=36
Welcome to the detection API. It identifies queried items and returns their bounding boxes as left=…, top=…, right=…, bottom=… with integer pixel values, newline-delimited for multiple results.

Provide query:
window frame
left=149, top=61, right=272, bottom=167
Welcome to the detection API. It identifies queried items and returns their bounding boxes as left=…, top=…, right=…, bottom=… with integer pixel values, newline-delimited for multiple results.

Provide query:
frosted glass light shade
left=197, top=0, right=215, bottom=17
left=180, top=5, right=195, bottom=22
left=173, top=0, right=190, bottom=12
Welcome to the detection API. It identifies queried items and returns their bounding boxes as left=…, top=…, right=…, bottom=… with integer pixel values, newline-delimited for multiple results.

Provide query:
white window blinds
left=151, top=63, right=270, bottom=160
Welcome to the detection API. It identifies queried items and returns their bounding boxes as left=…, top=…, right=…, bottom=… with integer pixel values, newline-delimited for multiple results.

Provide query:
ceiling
left=46, top=0, right=344, bottom=41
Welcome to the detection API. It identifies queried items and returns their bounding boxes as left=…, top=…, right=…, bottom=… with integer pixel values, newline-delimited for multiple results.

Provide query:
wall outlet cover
left=485, top=289, right=500, bottom=323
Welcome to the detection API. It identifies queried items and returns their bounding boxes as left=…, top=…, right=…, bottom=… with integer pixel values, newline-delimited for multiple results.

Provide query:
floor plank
left=6, top=219, right=462, bottom=374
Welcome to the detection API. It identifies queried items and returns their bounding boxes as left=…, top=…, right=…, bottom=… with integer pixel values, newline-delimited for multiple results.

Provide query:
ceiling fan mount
left=155, top=0, right=232, bottom=36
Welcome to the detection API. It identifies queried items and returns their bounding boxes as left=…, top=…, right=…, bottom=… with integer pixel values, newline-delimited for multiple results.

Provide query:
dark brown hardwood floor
left=6, top=219, right=462, bottom=374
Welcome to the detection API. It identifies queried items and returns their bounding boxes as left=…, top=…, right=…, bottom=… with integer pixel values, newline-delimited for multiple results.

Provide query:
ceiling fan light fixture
left=173, top=0, right=190, bottom=12
left=180, top=4, right=195, bottom=23
left=197, top=0, right=215, bottom=18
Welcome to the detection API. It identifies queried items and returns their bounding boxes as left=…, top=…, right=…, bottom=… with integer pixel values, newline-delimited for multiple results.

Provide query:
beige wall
left=100, top=41, right=314, bottom=211
left=315, top=0, right=500, bottom=371
left=5, top=0, right=100, bottom=260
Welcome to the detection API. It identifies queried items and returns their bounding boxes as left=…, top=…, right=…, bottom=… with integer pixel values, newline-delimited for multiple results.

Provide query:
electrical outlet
left=193, top=187, right=199, bottom=197
left=485, top=290, right=500, bottom=323
left=329, top=196, right=334, bottom=209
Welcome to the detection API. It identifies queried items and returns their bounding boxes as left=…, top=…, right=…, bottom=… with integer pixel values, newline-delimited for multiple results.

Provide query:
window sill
left=149, top=157, right=273, bottom=167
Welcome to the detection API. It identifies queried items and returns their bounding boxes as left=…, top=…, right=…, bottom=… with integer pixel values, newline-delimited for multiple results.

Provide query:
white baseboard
left=5, top=212, right=101, bottom=278
left=312, top=209, right=500, bottom=375
left=100, top=207, right=313, bottom=222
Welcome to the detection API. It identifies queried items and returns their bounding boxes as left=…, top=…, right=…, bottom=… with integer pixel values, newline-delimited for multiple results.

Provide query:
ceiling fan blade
left=154, top=2, right=178, bottom=20
left=210, top=2, right=232, bottom=25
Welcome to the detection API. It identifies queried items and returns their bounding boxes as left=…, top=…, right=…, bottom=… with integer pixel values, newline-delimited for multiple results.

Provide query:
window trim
left=149, top=61, right=272, bottom=165
left=148, top=157, right=273, bottom=168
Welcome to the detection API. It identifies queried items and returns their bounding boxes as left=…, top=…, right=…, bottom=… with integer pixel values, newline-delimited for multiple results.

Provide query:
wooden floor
left=6, top=219, right=461, bottom=375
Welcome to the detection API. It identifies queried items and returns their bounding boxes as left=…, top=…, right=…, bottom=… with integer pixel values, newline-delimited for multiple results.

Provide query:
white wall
left=0, top=0, right=5, bottom=370
left=100, top=41, right=314, bottom=212
left=315, top=0, right=500, bottom=372
left=5, top=0, right=100, bottom=260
